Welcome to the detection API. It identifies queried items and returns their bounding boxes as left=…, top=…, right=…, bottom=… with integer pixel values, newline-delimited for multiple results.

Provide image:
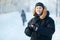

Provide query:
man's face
left=35, top=6, right=43, bottom=15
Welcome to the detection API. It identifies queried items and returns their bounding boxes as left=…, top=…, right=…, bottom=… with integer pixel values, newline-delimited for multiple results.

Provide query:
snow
left=0, top=11, right=60, bottom=40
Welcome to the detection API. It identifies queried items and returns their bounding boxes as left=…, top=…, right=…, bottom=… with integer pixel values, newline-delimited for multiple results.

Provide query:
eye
left=39, top=7, right=42, bottom=9
left=36, top=8, right=39, bottom=9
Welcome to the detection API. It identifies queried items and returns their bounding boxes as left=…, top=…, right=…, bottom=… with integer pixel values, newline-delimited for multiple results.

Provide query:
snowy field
left=0, top=11, right=60, bottom=40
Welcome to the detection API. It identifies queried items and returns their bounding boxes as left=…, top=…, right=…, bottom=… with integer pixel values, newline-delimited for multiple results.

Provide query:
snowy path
left=0, top=12, right=30, bottom=40
left=0, top=12, right=60, bottom=40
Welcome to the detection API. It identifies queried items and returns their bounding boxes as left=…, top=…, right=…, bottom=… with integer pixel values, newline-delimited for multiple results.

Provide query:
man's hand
left=29, top=24, right=39, bottom=31
left=30, top=25, right=34, bottom=28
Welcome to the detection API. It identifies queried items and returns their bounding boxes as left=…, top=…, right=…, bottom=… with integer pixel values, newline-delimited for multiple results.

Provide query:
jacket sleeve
left=24, top=18, right=33, bottom=37
left=35, top=18, right=55, bottom=36
left=25, top=27, right=33, bottom=37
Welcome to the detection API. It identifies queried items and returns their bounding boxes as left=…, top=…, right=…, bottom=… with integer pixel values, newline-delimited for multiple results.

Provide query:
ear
left=40, top=6, right=47, bottom=19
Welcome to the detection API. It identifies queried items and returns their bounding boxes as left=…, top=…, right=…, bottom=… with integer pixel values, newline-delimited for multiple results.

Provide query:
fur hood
left=32, top=6, right=47, bottom=19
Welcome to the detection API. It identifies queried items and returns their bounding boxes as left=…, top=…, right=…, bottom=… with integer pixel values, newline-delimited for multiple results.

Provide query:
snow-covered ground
left=0, top=11, right=60, bottom=40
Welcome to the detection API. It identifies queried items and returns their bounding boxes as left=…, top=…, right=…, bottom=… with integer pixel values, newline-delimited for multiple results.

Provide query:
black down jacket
left=25, top=11, right=55, bottom=40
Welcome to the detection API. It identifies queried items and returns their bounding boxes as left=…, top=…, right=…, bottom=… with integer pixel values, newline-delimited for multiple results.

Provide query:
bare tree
left=56, top=0, right=58, bottom=17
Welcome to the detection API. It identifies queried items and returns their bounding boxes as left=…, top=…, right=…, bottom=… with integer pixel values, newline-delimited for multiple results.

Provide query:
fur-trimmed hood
left=32, top=6, right=49, bottom=19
